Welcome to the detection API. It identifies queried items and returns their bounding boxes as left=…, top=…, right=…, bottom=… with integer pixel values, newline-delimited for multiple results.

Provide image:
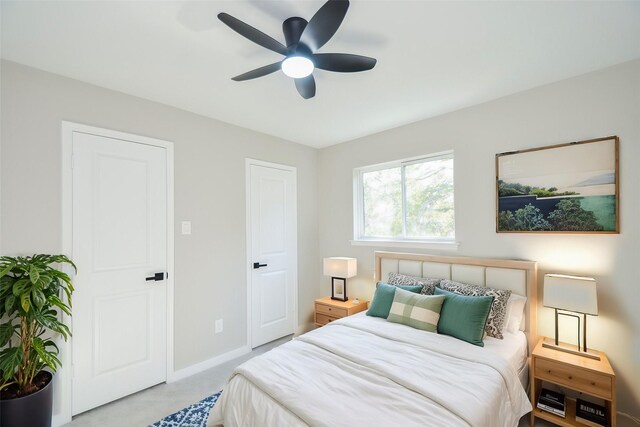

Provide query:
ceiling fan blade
left=295, top=75, right=316, bottom=99
left=299, top=0, right=349, bottom=52
left=313, top=53, right=376, bottom=72
left=218, top=13, right=288, bottom=56
left=232, top=62, right=282, bottom=81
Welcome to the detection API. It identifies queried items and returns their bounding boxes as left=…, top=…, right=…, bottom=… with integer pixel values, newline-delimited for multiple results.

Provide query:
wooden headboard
left=374, top=251, right=538, bottom=352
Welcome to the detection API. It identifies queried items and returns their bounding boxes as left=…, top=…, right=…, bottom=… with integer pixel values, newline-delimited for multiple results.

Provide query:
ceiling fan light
left=281, top=56, right=314, bottom=78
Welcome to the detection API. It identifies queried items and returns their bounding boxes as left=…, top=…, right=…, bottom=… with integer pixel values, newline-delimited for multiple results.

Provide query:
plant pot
left=0, top=371, right=53, bottom=427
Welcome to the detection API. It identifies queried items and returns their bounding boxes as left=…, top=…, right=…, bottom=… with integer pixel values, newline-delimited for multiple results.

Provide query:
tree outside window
left=356, top=153, right=454, bottom=241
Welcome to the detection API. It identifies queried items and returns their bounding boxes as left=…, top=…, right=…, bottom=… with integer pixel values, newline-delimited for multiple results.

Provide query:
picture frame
left=331, top=277, right=347, bottom=302
left=496, top=136, right=619, bottom=234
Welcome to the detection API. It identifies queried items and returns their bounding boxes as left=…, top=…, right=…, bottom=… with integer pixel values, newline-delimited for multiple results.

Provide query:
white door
left=72, top=131, right=168, bottom=415
left=248, top=161, right=297, bottom=348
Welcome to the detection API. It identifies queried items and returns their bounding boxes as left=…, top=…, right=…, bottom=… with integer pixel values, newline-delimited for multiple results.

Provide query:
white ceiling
left=2, top=1, right=640, bottom=148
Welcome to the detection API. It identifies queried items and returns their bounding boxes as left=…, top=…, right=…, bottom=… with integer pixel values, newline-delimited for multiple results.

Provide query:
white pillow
left=504, top=294, right=527, bottom=333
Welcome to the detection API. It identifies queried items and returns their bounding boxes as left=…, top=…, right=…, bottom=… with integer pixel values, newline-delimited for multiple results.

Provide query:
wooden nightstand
left=530, top=337, right=616, bottom=427
left=314, top=297, right=368, bottom=327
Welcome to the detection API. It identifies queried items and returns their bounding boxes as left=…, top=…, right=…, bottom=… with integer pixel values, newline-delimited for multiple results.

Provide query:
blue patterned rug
left=150, top=391, right=222, bottom=427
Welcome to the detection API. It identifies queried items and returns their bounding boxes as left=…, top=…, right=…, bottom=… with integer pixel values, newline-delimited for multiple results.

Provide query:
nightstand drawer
left=315, top=303, right=347, bottom=318
left=535, top=358, right=612, bottom=399
left=315, top=313, right=339, bottom=326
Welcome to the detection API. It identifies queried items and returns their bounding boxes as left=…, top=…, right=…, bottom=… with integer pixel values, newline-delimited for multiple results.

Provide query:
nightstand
left=314, top=297, right=368, bottom=327
left=530, top=337, right=616, bottom=427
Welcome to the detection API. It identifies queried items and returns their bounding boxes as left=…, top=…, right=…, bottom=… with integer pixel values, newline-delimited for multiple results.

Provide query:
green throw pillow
left=386, top=287, right=445, bottom=332
left=435, top=288, right=494, bottom=347
left=367, top=282, right=423, bottom=318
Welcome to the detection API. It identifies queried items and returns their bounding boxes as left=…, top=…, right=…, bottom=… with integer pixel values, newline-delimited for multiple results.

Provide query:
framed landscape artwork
left=496, top=136, right=619, bottom=233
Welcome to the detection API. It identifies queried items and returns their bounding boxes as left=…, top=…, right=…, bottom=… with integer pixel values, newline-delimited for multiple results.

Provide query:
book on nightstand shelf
left=537, top=388, right=566, bottom=417
left=575, top=398, right=609, bottom=427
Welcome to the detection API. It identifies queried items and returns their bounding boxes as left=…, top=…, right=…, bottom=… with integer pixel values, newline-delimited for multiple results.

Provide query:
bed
left=208, top=251, right=538, bottom=427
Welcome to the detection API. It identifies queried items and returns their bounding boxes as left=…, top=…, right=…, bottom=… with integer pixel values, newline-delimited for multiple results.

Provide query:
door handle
left=146, top=272, right=166, bottom=281
left=253, top=262, right=267, bottom=269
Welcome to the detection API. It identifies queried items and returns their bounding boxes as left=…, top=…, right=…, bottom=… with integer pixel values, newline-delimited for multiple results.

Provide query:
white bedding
left=337, top=312, right=529, bottom=374
left=208, top=314, right=531, bottom=427
left=483, top=329, right=528, bottom=374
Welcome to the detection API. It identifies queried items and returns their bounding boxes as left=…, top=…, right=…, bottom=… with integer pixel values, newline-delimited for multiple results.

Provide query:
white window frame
left=352, top=151, right=459, bottom=250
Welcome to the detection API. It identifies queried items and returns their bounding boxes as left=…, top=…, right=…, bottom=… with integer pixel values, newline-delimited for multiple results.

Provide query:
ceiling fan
left=218, top=0, right=377, bottom=99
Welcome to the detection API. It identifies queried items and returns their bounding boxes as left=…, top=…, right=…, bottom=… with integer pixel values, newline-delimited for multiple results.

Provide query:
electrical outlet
left=181, top=221, right=192, bottom=235
left=215, top=319, right=223, bottom=334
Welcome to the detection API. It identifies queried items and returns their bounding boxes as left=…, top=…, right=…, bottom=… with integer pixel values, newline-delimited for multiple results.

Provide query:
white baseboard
left=295, top=322, right=315, bottom=336
left=52, top=413, right=69, bottom=427
left=168, top=345, right=251, bottom=383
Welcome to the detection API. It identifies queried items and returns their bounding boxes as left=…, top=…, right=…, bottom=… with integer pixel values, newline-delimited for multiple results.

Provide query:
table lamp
left=543, top=273, right=599, bottom=360
left=323, top=257, right=357, bottom=302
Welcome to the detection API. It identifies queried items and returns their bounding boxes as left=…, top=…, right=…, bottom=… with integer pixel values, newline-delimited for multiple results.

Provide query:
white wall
left=0, top=60, right=320, bottom=374
left=318, top=59, right=640, bottom=415
left=3, top=56, right=639, bottom=417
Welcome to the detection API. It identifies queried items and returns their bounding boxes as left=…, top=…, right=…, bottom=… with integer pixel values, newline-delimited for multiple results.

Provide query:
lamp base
left=542, top=338, right=601, bottom=361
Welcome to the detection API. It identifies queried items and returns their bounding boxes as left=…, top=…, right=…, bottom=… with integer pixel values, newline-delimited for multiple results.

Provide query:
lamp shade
left=543, top=274, right=598, bottom=315
left=323, top=257, right=357, bottom=278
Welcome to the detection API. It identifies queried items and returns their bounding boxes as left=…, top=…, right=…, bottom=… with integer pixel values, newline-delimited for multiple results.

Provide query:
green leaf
left=37, top=275, right=53, bottom=290
left=29, top=265, right=40, bottom=283
left=54, top=255, right=77, bottom=273
left=33, top=310, right=57, bottom=329
left=32, top=337, right=61, bottom=372
left=12, top=279, right=31, bottom=297
left=0, top=322, right=15, bottom=347
left=4, top=295, right=15, bottom=313
left=0, top=276, right=15, bottom=296
left=54, top=323, right=71, bottom=340
left=20, top=293, right=30, bottom=313
left=31, top=289, right=46, bottom=310
left=33, top=310, right=70, bottom=339
left=0, top=260, right=16, bottom=279
left=0, top=347, right=22, bottom=381
left=51, top=270, right=73, bottom=288
left=49, top=295, right=71, bottom=316
left=0, top=275, right=14, bottom=292
left=42, top=339, right=60, bottom=354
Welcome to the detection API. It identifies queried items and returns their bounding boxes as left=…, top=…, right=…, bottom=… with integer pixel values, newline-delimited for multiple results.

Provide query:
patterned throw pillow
left=438, top=279, right=512, bottom=339
left=387, top=272, right=439, bottom=295
left=386, top=287, right=445, bottom=333
left=367, top=282, right=423, bottom=318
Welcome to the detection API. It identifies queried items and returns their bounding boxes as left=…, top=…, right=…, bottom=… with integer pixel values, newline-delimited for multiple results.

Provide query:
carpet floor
left=65, top=336, right=290, bottom=427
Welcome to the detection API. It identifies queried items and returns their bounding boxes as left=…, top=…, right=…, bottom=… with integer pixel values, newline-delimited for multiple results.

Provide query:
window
left=354, top=152, right=455, bottom=243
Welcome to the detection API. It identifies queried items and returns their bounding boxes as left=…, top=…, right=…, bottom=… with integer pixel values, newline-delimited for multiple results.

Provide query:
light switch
left=181, top=221, right=192, bottom=235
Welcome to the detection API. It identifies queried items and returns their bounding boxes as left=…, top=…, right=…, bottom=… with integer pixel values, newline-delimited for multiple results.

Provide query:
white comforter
left=208, top=314, right=531, bottom=427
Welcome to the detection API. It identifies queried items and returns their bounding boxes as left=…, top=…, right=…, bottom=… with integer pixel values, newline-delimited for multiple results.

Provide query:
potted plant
left=0, top=254, right=75, bottom=427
